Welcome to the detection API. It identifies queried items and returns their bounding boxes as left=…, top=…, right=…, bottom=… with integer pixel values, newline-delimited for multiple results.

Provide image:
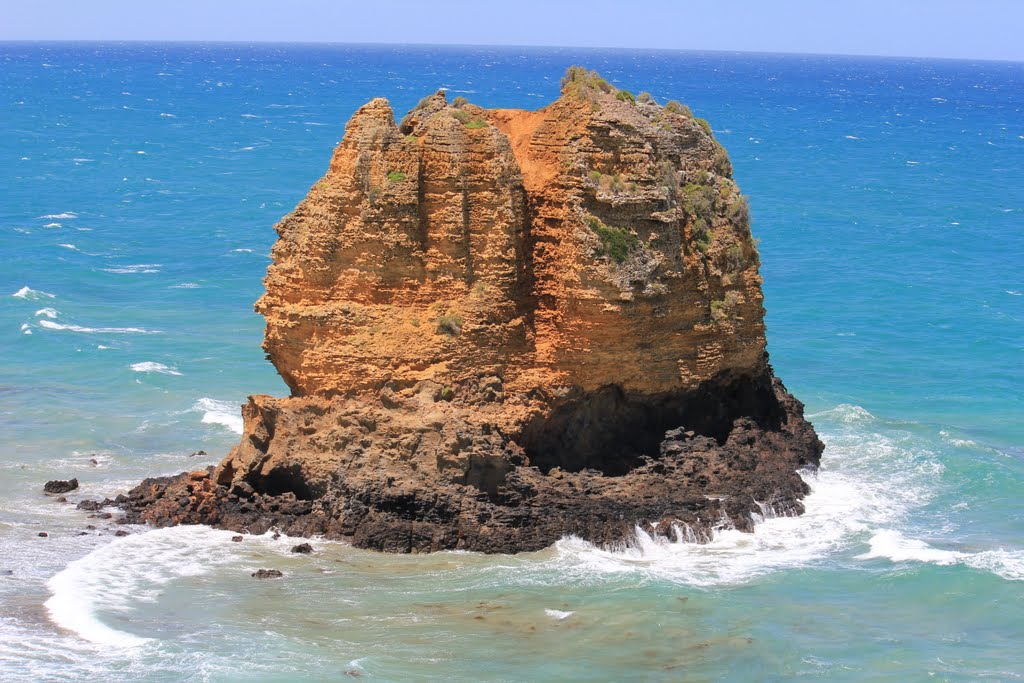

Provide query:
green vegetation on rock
left=710, top=298, right=728, bottom=321
left=726, top=194, right=750, bottom=231
left=683, top=183, right=718, bottom=221
left=386, top=171, right=406, bottom=182
left=693, top=219, right=713, bottom=253
left=713, top=144, right=732, bottom=176
left=664, top=100, right=692, bottom=117
left=436, top=314, right=463, bottom=336
left=587, top=216, right=640, bottom=263
left=561, top=65, right=613, bottom=98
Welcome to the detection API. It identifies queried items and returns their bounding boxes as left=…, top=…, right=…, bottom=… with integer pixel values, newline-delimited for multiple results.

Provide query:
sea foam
left=12, top=287, right=55, bottom=300
left=193, top=398, right=244, bottom=434
left=100, top=264, right=161, bottom=274
left=38, top=320, right=161, bottom=335
left=549, top=404, right=944, bottom=587
left=130, top=362, right=182, bottom=376
left=44, top=527, right=246, bottom=647
left=857, top=529, right=1024, bottom=581
left=551, top=466, right=879, bottom=587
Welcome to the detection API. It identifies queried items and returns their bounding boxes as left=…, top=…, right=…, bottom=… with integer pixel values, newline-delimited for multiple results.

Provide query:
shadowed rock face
left=122, top=71, right=823, bottom=553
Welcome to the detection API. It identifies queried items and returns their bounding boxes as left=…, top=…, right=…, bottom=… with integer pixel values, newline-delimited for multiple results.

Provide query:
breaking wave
left=12, top=287, right=55, bottom=300
left=129, top=362, right=182, bottom=376
left=192, top=397, right=243, bottom=434
left=45, top=527, right=249, bottom=647
left=857, top=530, right=1024, bottom=581
left=546, top=404, right=964, bottom=586
left=100, top=264, right=161, bottom=274
left=38, top=320, right=161, bottom=335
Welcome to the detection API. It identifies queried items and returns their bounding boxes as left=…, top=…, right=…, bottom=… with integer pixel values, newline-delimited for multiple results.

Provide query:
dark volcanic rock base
left=120, top=376, right=821, bottom=554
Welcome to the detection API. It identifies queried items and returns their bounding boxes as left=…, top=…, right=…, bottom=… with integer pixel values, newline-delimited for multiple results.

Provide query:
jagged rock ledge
left=120, top=68, right=823, bottom=553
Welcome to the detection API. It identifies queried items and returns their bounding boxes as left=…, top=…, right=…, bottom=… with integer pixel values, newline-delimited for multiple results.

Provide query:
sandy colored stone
left=122, top=71, right=822, bottom=553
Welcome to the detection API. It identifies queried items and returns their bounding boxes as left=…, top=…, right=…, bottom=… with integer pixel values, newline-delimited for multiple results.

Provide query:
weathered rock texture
left=122, top=70, right=823, bottom=553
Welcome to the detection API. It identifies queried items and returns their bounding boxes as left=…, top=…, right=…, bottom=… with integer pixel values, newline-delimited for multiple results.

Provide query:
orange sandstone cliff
left=122, top=70, right=823, bottom=552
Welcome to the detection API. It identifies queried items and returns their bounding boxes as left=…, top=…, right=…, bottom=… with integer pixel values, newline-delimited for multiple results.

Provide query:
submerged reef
left=122, top=68, right=822, bottom=553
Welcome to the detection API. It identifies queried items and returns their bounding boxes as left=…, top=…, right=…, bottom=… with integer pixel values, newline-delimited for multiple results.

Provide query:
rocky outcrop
left=122, top=69, right=823, bottom=553
left=44, top=479, right=78, bottom=495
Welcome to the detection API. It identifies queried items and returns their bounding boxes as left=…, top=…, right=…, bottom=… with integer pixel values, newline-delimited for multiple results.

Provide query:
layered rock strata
left=122, top=70, right=823, bottom=553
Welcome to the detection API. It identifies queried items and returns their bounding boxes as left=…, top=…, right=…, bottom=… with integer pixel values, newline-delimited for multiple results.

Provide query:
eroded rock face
left=122, top=70, right=823, bottom=553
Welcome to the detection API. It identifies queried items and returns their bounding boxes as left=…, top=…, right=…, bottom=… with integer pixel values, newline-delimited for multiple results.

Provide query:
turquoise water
left=1, top=43, right=1022, bottom=681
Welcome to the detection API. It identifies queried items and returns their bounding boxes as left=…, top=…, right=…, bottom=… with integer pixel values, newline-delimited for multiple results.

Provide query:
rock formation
left=122, top=68, right=823, bottom=553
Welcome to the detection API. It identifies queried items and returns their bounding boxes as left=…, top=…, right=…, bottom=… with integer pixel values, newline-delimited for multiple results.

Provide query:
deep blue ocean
left=1, top=43, right=1022, bottom=681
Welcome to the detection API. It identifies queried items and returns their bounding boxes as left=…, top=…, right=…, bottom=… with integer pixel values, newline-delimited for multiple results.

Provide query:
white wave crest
left=857, top=530, right=1024, bottom=581
left=193, top=398, right=243, bottom=434
left=552, top=466, right=878, bottom=587
left=38, top=320, right=161, bottom=335
left=12, top=286, right=55, bottom=300
left=45, top=527, right=247, bottom=647
left=100, top=264, right=161, bottom=274
left=170, top=282, right=200, bottom=289
left=130, top=362, right=182, bottom=376
left=808, top=403, right=875, bottom=424
left=549, top=405, right=943, bottom=587
left=35, top=308, right=58, bottom=319
left=38, top=212, right=78, bottom=219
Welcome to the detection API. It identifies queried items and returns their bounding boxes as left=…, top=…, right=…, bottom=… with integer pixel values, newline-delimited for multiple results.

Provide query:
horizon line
left=0, top=39, right=1020, bottom=65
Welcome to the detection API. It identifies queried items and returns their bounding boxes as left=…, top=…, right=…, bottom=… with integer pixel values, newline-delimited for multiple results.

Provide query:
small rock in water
left=43, top=478, right=78, bottom=495
left=89, top=458, right=99, bottom=466
left=114, top=530, right=129, bottom=537
left=37, top=531, right=49, bottom=538
left=77, top=499, right=102, bottom=511
left=0, top=569, right=13, bottom=576
left=272, top=532, right=281, bottom=540
left=85, top=524, right=96, bottom=530
left=56, top=496, right=67, bottom=503
left=291, top=542, right=313, bottom=554
left=231, top=535, right=243, bottom=542
left=251, top=569, right=283, bottom=579
left=190, top=450, right=207, bottom=457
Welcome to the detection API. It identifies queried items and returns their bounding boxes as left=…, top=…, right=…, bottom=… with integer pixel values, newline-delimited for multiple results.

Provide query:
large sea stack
left=123, top=69, right=823, bottom=553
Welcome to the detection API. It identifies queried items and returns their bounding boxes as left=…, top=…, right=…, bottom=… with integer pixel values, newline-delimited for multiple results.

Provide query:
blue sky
left=2, top=0, right=1020, bottom=61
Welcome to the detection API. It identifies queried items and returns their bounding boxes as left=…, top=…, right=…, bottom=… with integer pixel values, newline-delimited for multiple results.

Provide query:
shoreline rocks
left=43, top=479, right=78, bottom=495
left=252, top=569, right=283, bottom=579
